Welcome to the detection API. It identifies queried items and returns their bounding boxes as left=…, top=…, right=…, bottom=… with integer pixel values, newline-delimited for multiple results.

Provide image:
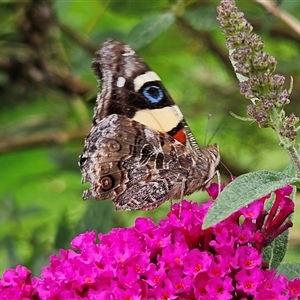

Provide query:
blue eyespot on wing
left=142, top=85, right=164, bottom=103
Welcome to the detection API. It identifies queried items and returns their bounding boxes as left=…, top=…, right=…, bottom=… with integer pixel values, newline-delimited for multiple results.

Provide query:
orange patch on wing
left=173, top=129, right=186, bottom=145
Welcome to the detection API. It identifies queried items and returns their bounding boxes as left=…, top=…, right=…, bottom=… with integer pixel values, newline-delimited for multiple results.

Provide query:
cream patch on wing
left=133, top=105, right=183, bottom=133
left=117, top=76, right=126, bottom=87
left=133, top=71, right=161, bottom=92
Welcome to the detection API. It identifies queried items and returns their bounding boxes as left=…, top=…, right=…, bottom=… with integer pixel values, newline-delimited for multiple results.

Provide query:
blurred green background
left=1, top=0, right=300, bottom=276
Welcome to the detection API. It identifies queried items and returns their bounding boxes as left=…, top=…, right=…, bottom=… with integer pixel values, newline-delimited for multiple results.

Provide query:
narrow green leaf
left=282, top=163, right=297, bottom=177
left=263, top=185, right=293, bottom=269
left=203, top=170, right=300, bottom=229
left=108, top=0, right=166, bottom=16
left=54, top=210, right=72, bottom=249
left=263, top=228, right=289, bottom=269
left=182, top=7, right=219, bottom=31
left=2, top=235, right=20, bottom=268
left=277, top=262, right=300, bottom=280
left=125, top=12, right=175, bottom=49
left=74, top=200, right=114, bottom=235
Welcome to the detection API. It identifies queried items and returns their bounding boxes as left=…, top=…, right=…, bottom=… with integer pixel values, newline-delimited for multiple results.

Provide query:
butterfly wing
left=80, top=39, right=220, bottom=210
left=80, top=114, right=218, bottom=210
left=92, top=39, right=202, bottom=155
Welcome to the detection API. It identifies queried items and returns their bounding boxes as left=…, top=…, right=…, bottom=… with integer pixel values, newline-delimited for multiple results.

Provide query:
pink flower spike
left=206, top=276, right=234, bottom=300
left=263, top=197, right=294, bottom=243
left=208, top=259, right=230, bottom=278
left=288, top=278, right=300, bottom=298
left=0, top=266, right=35, bottom=299
left=71, top=230, right=96, bottom=249
left=148, top=278, right=176, bottom=299
left=254, top=290, right=289, bottom=300
left=266, top=197, right=295, bottom=234
left=1, top=265, right=31, bottom=286
left=113, top=282, right=144, bottom=300
left=160, top=242, right=189, bottom=268
left=183, top=249, right=212, bottom=276
left=240, top=200, right=264, bottom=220
left=143, top=263, right=166, bottom=287
left=275, top=185, right=293, bottom=197
left=0, top=181, right=298, bottom=299
left=134, top=217, right=156, bottom=233
left=206, top=183, right=221, bottom=199
left=236, top=268, right=263, bottom=295
left=194, top=273, right=210, bottom=298
left=260, top=270, right=287, bottom=294
left=206, top=178, right=235, bottom=200
left=168, top=266, right=192, bottom=294
left=237, top=246, right=262, bottom=269
left=265, top=186, right=293, bottom=230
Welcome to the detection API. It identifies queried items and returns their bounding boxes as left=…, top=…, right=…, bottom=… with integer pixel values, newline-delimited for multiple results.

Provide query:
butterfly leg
left=216, top=170, right=221, bottom=197
left=178, top=178, right=187, bottom=218
left=169, top=199, right=173, bottom=211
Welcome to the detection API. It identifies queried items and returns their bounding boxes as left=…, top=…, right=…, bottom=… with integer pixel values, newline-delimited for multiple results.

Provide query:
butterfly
left=79, top=39, right=220, bottom=211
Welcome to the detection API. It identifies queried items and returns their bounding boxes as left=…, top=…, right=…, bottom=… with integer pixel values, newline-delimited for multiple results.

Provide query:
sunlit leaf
left=203, top=170, right=300, bottom=229
left=277, top=262, right=300, bottom=280
left=263, top=229, right=289, bottom=269
left=125, top=12, right=175, bottom=49
left=182, top=7, right=219, bottom=31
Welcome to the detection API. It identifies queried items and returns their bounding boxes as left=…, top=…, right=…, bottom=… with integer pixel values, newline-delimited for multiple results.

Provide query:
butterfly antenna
left=206, top=114, right=228, bottom=145
left=203, top=114, right=212, bottom=145
left=220, top=160, right=234, bottom=180
left=215, top=160, right=234, bottom=198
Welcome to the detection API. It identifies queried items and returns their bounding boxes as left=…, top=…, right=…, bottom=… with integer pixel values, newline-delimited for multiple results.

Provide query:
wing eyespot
left=107, top=139, right=121, bottom=152
left=142, top=85, right=163, bottom=103
left=100, top=175, right=115, bottom=191
left=99, top=163, right=110, bottom=174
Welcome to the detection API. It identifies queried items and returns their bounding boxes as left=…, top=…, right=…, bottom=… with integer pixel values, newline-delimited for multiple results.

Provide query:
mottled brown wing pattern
left=80, top=39, right=220, bottom=210
left=80, top=114, right=219, bottom=211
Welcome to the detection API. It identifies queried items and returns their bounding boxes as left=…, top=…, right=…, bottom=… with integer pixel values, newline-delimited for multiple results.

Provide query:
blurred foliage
left=0, top=0, right=300, bottom=275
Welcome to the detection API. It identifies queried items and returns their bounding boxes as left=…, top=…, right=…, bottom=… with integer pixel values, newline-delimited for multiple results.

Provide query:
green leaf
left=262, top=183, right=294, bottom=269
left=277, top=262, right=300, bottom=280
left=75, top=200, right=115, bottom=234
left=282, top=162, right=297, bottom=177
left=263, top=228, right=289, bottom=269
left=54, top=210, right=72, bottom=249
left=182, top=7, right=219, bottom=31
left=125, top=12, right=175, bottom=49
left=203, top=170, right=300, bottom=229
left=108, top=0, right=168, bottom=16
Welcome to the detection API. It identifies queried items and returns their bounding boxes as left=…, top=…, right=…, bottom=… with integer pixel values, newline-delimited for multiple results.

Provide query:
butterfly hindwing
left=80, top=114, right=218, bottom=210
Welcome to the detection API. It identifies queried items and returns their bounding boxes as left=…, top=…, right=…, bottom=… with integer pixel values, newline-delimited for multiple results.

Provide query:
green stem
left=269, top=109, right=300, bottom=176
left=286, top=146, right=300, bottom=177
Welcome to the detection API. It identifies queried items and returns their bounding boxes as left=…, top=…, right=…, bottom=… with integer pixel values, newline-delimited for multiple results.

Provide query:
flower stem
left=286, top=146, right=300, bottom=177
left=217, top=0, right=300, bottom=176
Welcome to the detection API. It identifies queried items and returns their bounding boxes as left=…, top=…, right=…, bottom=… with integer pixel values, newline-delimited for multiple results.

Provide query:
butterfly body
left=80, top=39, right=220, bottom=210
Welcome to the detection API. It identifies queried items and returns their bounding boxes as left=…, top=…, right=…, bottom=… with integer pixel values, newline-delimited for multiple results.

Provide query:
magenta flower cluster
left=1, top=184, right=299, bottom=299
